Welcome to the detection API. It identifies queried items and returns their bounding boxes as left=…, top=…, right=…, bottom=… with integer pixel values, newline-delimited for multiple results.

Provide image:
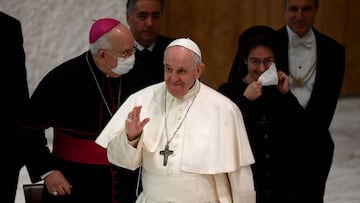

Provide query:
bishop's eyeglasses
left=103, top=46, right=137, bottom=58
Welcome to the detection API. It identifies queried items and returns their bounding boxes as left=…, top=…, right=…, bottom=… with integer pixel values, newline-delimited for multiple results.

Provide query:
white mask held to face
left=111, top=54, right=135, bottom=75
left=258, top=63, right=278, bottom=86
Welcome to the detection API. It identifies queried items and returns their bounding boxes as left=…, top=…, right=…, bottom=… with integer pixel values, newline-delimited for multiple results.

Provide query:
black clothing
left=0, top=11, right=29, bottom=203
left=219, top=81, right=303, bottom=203
left=19, top=51, right=138, bottom=203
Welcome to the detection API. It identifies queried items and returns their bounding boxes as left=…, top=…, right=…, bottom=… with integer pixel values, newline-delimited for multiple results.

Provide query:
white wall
left=1, top=0, right=127, bottom=94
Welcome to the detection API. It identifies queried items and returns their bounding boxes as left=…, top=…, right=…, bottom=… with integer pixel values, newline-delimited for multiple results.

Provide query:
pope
left=96, top=38, right=256, bottom=203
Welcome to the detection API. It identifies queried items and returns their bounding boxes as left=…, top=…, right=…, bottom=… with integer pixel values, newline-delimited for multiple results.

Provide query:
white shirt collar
left=286, top=26, right=315, bottom=48
left=135, top=41, right=155, bottom=52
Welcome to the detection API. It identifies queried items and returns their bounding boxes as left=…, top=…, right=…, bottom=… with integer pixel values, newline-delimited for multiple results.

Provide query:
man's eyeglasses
left=247, top=57, right=274, bottom=67
left=104, top=46, right=136, bottom=58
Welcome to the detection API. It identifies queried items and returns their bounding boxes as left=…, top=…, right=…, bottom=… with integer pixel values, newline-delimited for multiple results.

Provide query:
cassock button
left=265, top=154, right=270, bottom=159
left=264, top=134, right=269, bottom=139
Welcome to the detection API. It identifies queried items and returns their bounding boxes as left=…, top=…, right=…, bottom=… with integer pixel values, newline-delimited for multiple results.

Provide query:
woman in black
left=219, top=25, right=304, bottom=203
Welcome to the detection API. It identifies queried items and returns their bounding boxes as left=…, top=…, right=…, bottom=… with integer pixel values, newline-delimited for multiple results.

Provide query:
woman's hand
left=244, top=81, right=262, bottom=101
left=277, top=71, right=289, bottom=94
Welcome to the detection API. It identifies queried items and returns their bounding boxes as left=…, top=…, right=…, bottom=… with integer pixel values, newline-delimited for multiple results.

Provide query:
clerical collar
left=135, top=41, right=155, bottom=52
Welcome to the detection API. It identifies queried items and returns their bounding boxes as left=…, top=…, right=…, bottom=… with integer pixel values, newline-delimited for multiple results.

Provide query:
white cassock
left=96, top=80, right=255, bottom=203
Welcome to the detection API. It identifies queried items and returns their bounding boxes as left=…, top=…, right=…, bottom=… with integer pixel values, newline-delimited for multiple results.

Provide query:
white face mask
left=111, top=54, right=135, bottom=75
left=258, top=62, right=278, bottom=86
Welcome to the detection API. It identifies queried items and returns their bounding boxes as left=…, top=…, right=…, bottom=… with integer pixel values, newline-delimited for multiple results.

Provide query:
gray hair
left=89, top=32, right=112, bottom=54
left=192, top=53, right=202, bottom=67
left=126, top=0, right=165, bottom=14
left=284, top=0, right=319, bottom=9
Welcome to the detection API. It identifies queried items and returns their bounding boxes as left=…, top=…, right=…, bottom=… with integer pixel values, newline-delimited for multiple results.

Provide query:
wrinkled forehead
left=164, top=46, right=195, bottom=67
left=165, top=46, right=194, bottom=60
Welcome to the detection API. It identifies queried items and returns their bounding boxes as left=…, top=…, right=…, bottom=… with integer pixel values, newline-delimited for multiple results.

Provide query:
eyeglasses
left=104, top=46, right=136, bottom=58
left=247, top=57, right=274, bottom=67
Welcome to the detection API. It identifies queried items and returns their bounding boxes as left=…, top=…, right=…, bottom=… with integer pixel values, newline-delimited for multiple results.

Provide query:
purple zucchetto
left=89, top=18, right=120, bottom=44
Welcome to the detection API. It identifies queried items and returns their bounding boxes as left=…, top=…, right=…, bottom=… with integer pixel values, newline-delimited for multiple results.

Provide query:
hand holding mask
left=258, top=63, right=278, bottom=86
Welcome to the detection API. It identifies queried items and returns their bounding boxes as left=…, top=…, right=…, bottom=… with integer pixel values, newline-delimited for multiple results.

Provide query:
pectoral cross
left=160, top=144, right=174, bottom=166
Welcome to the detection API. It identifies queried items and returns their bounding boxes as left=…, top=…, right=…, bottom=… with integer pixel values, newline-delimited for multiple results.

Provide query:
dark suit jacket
left=1, top=11, right=29, bottom=203
left=276, top=26, right=345, bottom=141
left=275, top=26, right=345, bottom=201
left=1, top=11, right=29, bottom=139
